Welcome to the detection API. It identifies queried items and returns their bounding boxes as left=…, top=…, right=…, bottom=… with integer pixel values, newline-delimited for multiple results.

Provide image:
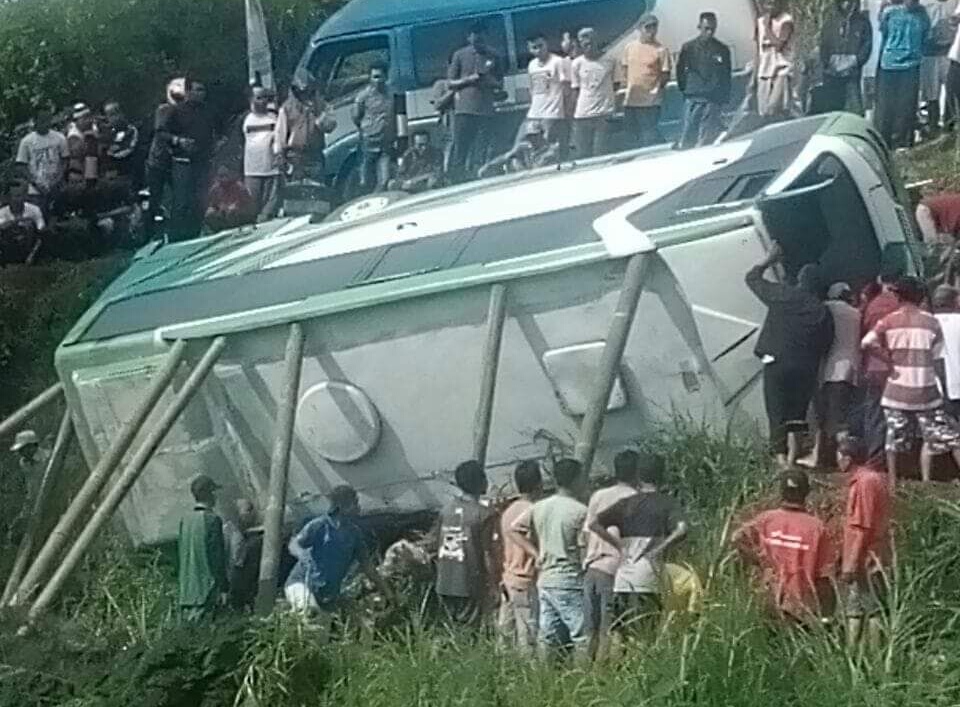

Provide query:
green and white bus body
left=56, top=114, right=920, bottom=545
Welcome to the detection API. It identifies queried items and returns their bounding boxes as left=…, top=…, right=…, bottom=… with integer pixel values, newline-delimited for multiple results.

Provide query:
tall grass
left=7, top=423, right=960, bottom=707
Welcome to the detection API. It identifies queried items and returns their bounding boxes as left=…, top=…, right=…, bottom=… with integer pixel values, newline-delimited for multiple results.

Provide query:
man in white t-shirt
left=16, top=109, right=68, bottom=200
left=243, top=87, right=280, bottom=222
left=813, top=283, right=862, bottom=468
left=0, top=182, right=45, bottom=264
left=526, top=33, right=571, bottom=158
left=932, top=285, right=960, bottom=417
left=570, top=27, right=617, bottom=159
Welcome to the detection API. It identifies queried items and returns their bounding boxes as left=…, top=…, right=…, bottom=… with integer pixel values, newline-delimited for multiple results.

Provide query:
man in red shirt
left=838, top=435, right=890, bottom=649
left=204, top=165, right=257, bottom=234
left=858, top=272, right=901, bottom=462
left=732, top=468, right=836, bottom=623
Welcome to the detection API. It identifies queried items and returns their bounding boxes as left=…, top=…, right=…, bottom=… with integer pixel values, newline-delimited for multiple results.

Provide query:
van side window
left=309, top=35, right=390, bottom=104
left=512, top=0, right=646, bottom=68
left=412, top=15, right=509, bottom=88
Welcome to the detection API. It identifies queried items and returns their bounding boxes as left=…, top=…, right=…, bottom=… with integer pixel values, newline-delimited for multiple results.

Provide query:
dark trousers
left=624, top=106, right=662, bottom=148
left=875, top=67, right=920, bottom=148
left=849, top=378, right=888, bottom=463
left=946, top=60, right=960, bottom=129
left=449, top=113, right=493, bottom=183
left=572, top=117, right=610, bottom=159
left=819, top=76, right=864, bottom=115
left=170, top=160, right=210, bottom=242
left=763, top=360, right=819, bottom=455
left=677, top=99, right=724, bottom=149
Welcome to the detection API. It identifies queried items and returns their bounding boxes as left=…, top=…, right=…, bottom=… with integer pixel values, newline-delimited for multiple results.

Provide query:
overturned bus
left=56, top=114, right=921, bottom=545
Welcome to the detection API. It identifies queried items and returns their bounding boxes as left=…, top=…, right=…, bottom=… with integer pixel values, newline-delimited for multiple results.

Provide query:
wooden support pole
left=13, top=340, right=188, bottom=606
left=574, top=254, right=651, bottom=474
left=255, top=323, right=306, bottom=615
left=472, top=284, right=508, bottom=466
left=1, top=409, right=74, bottom=606
left=26, top=337, right=226, bottom=624
left=0, top=383, right=63, bottom=440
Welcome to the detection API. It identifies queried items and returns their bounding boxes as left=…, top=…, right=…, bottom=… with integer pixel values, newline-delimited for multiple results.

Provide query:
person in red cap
left=178, top=474, right=228, bottom=624
left=837, top=435, right=890, bottom=649
left=732, top=468, right=836, bottom=623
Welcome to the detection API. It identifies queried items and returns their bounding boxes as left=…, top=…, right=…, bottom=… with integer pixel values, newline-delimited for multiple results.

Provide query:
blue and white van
left=293, top=0, right=758, bottom=195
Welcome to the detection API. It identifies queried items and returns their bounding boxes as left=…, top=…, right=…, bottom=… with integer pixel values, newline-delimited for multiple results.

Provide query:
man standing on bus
left=676, top=13, right=732, bottom=149
left=571, top=27, right=617, bottom=158
left=447, top=22, right=504, bottom=183
left=621, top=14, right=674, bottom=148
left=526, top=32, right=572, bottom=158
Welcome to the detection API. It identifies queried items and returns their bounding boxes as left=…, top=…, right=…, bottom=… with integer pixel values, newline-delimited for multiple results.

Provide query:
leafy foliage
left=0, top=0, right=342, bottom=160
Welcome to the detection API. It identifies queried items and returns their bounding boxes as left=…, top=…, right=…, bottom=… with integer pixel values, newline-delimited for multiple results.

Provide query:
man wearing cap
left=620, top=14, right=674, bottom=148
left=732, top=468, right=836, bottom=623
left=178, top=474, right=228, bottom=623
left=477, top=120, right=558, bottom=177
left=812, top=282, right=862, bottom=468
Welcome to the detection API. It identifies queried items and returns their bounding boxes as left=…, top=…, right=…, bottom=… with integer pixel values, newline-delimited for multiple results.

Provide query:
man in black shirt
left=434, top=460, right=498, bottom=626
left=746, top=243, right=834, bottom=467
left=676, top=13, right=732, bottom=149
left=446, top=22, right=504, bottom=184
left=158, top=78, right=219, bottom=241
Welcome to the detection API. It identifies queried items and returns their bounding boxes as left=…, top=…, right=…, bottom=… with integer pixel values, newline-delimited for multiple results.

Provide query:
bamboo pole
left=255, top=323, right=306, bottom=615
left=1, top=409, right=74, bottom=606
left=26, top=337, right=226, bottom=624
left=472, top=284, right=508, bottom=466
left=12, top=340, right=188, bottom=606
left=574, top=254, right=651, bottom=474
left=0, top=383, right=63, bottom=440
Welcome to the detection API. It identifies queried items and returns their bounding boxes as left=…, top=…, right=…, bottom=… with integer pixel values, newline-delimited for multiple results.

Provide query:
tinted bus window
left=512, top=0, right=645, bottom=67
left=412, top=15, right=509, bottom=88
left=309, top=35, right=390, bottom=104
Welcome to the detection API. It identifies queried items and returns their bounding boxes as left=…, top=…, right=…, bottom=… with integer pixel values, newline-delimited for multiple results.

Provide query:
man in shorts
left=838, top=436, right=890, bottom=649
left=588, top=453, right=688, bottom=639
left=862, top=276, right=960, bottom=484
left=581, top=450, right=639, bottom=661
left=509, top=458, right=589, bottom=660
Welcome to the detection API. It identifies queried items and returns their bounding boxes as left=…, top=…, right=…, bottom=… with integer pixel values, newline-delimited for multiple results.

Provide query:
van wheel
left=323, top=191, right=410, bottom=225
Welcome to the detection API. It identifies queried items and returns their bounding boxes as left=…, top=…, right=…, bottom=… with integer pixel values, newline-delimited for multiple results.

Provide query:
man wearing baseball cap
left=178, top=474, right=229, bottom=623
left=4, top=430, right=49, bottom=544
left=731, top=468, right=836, bottom=623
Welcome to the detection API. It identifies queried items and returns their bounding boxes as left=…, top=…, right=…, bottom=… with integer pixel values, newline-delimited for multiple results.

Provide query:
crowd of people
left=174, top=436, right=889, bottom=656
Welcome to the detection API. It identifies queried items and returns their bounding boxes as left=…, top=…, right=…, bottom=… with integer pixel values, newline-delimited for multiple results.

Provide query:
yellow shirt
left=662, top=563, right=704, bottom=614
left=621, top=39, right=673, bottom=108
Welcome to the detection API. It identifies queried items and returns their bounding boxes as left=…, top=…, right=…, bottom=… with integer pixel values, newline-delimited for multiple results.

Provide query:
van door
left=307, top=33, right=392, bottom=176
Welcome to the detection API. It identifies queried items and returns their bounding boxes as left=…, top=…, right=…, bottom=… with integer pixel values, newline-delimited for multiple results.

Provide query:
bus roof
left=312, top=0, right=584, bottom=42
left=63, top=116, right=843, bottom=347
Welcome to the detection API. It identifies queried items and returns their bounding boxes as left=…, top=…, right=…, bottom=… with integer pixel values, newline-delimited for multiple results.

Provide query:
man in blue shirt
left=284, top=485, right=392, bottom=633
left=876, top=0, right=931, bottom=148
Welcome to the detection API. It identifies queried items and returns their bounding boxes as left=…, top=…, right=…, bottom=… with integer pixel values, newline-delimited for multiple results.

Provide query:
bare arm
left=587, top=518, right=623, bottom=553
left=360, top=555, right=395, bottom=603
left=643, top=520, right=689, bottom=562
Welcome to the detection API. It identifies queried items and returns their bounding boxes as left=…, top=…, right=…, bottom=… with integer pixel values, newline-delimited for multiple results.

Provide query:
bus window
left=309, top=35, right=390, bottom=105
left=412, top=15, right=509, bottom=88
left=512, top=0, right=645, bottom=67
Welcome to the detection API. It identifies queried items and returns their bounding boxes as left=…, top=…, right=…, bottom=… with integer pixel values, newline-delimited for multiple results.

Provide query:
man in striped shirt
left=862, top=276, right=960, bottom=485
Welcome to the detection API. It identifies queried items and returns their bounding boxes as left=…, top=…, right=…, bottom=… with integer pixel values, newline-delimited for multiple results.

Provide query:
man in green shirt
left=178, top=474, right=229, bottom=623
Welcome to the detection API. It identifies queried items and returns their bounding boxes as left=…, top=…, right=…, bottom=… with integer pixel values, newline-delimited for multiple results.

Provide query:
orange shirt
left=501, top=498, right=536, bottom=591
left=621, top=39, right=673, bottom=107
left=842, top=466, right=891, bottom=576
left=738, top=506, right=836, bottom=618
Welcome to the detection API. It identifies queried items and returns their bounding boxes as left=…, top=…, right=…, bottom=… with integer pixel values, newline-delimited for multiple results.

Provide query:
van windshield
left=309, top=34, right=391, bottom=105
left=412, top=15, right=510, bottom=88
